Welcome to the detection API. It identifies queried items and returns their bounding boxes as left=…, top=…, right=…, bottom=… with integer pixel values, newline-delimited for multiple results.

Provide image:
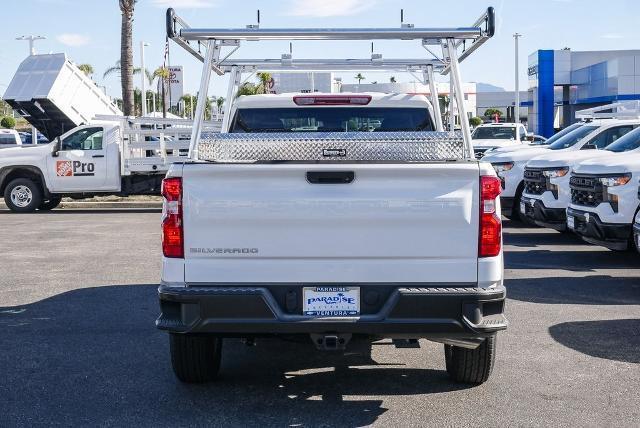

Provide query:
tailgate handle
left=306, top=171, right=354, bottom=184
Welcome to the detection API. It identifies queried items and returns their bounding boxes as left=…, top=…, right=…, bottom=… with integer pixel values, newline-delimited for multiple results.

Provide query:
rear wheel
left=39, top=196, right=62, bottom=211
left=169, top=333, right=223, bottom=383
left=3, top=178, right=42, bottom=213
left=444, top=335, right=496, bottom=384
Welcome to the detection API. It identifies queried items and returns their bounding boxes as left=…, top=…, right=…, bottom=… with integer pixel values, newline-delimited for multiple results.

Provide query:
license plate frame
left=303, top=287, right=360, bottom=317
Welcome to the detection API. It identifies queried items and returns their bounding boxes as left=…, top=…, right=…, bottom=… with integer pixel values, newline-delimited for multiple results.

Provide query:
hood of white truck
left=526, top=149, right=615, bottom=169
left=0, top=143, right=52, bottom=166
left=483, top=146, right=550, bottom=164
left=573, top=151, right=640, bottom=174
left=472, top=139, right=522, bottom=149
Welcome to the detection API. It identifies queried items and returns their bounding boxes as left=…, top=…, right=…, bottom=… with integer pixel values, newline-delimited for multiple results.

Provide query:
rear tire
left=3, top=178, right=42, bottom=213
left=169, top=334, right=222, bottom=383
left=38, top=196, right=62, bottom=211
left=444, top=335, right=496, bottom=384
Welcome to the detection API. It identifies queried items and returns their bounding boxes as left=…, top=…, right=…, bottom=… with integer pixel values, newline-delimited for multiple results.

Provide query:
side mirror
left=52, top=137, right=61, bottom=157
left=582, top=143, right=597, bottom=150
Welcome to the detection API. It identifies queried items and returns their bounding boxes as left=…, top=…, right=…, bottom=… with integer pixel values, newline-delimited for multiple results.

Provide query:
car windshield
left=471, top=126, right=516, bottom=140
left=230, top=107, right=433, bottom=133
left=548, top=125, right=598, bottom=150
left=541, top=123, right=583, bottom=145
left=605, top=127, right=640, bottom=152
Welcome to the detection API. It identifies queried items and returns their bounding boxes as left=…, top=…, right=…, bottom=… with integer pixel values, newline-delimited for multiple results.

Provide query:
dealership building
left=528, top=49, right=640, bottom=137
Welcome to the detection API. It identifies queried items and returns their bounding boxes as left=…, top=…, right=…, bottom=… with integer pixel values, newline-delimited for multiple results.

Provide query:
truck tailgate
left=182, top=163, right=479, bottom=284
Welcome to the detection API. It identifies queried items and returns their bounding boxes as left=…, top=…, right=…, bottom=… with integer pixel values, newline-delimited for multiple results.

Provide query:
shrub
left=483, top=108, right=502, bottom=118
left=469, top=117, right=483, bottom=127
left=1, top=116, right=16, bottom=129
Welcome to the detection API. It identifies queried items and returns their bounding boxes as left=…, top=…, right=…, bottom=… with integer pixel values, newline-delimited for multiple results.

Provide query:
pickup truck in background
left=157, top=92, right=507, bottom=384
left=471, top=122, right=531, bottom=159
left=568, top=127, right=640, bottom=250
left=0, top=117, right=219, bottom=212
left=483, top=122, right=586, bottom=221
left=521, top=118, right=638, bottom=230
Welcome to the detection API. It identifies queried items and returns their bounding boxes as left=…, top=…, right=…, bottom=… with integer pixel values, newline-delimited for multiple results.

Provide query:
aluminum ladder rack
left=165, top=6, right=496, bottom=160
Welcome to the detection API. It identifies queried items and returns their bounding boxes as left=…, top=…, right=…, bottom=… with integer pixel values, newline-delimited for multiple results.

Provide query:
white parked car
left=0, top=129, right=22, bottom=149
left=471, top=122, right=530, bottom=159
left=520, top=119, right=639, bottom=230
left=482, top=122, right=588, bottom=220
left=568, top=127, right=640, bottom=250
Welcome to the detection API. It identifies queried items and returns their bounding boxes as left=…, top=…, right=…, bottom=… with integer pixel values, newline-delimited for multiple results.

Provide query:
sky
left=1, top=0, right=639, bottom=101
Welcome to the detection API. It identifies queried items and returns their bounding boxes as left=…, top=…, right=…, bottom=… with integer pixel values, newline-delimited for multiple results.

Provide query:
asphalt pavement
left=0, top=209, right=638, bottom=427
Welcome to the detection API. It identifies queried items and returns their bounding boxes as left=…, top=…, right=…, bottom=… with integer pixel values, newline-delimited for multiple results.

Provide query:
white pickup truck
left=471, top=122, right=531, bottom=159
left=568, top=127, right=640, bottom=250
left=158, top=6, right=505, bottom=385
left=0, top=117, right=219, bottom=212
left=520, top=118, right=639, bottom=230
left=158, top=92, right=507, bottom=384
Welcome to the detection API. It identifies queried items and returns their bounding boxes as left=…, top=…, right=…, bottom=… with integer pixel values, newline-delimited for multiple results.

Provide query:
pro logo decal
left=56, top=160, right=95, bottom=177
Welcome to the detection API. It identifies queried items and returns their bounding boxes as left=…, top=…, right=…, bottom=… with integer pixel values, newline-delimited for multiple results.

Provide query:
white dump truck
left=156, top=7, right=506, bottom=385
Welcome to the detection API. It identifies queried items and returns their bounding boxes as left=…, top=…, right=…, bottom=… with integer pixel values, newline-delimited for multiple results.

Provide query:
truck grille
left=523, top=168, right=547, bottom=195
left=570, top=174, right=603, bottom=207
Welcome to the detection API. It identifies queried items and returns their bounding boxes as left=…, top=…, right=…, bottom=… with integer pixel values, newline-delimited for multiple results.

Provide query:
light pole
left=16, top=35, right=46, bottom=56
left=16, top=35, right=46, bottom=143
left=140, top=41, right=149, bottom=117
left=513, top=33, right=522, bottom=123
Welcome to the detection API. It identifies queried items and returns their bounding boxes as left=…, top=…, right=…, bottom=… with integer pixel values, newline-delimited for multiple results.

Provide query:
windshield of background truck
left=230, top=107, right=434, bottom=132
left=605, top=127, right=640, bottom=152
left=472, top=126, right=516, bottom=140
left=541, top=123, right=583, bottom=145
left=548, top=125, right=598, bottom=150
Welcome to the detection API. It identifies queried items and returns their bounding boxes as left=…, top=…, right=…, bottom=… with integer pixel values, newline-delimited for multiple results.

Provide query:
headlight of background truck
left=600, top=173, right=632, bottom=212
left=542, top=167, right=569, bottom=199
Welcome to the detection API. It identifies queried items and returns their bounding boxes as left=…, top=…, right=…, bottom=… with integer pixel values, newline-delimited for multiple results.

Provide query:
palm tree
left=256, top=72, right=272, bottom=94
left=216, top=97, right=225, bottom=115
left=153, top=66, right=170, bottom=118
left=119, top=0, right=137, bottom=116
left=389, top=76, right=396, bottom=83
left=355, top=73, right=365, bottom=84
left=78, top=64, right=94, bottom=77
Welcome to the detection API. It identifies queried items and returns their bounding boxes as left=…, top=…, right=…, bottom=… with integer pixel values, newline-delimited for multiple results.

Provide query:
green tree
left=78, top=64, right=94, bottom=77
left=216, top=97, right=225, bottom=114
left=236, top=83, right=258, bottom=97
left=469, top=116, right=483, bottom=127
left=119, top=0, right=137, bottom=116
left=484, top=108, right=502, bottom=118
left=355, top=73, right=365, bottom=84
left=181, top=94, right=211, bottom=119
left=256, top=72, right=273, bottom=94
left=153, top=66, right=171, bottom=118
left=1, top=116, right=17, bottom=129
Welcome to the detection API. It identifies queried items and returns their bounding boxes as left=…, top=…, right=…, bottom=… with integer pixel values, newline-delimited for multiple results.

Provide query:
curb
left=0, top=201, right=163, bottom=210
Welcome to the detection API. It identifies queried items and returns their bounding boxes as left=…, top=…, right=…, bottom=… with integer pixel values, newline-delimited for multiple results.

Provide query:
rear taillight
left=479, top=176, right=502, bottom=257
left=161, top=177, right=183, bottom=258
left=293, top=95, right=372, bottom=106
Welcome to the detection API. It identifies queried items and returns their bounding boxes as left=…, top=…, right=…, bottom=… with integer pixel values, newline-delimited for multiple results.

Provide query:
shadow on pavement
left=506, top=275, right=640, bottom=305
left=549, top=319, right=640, bottom=363
left=0, top=284, right=466, bottom=427
left=505, top=249, right=640, bottom=271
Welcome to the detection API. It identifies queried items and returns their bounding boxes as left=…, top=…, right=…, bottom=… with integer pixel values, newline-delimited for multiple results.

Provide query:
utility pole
left=16, top=35, right=45, bottom=143
left=513, top=33, right=522, bottom=124
left=140, top=41, right=149, bottom=117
